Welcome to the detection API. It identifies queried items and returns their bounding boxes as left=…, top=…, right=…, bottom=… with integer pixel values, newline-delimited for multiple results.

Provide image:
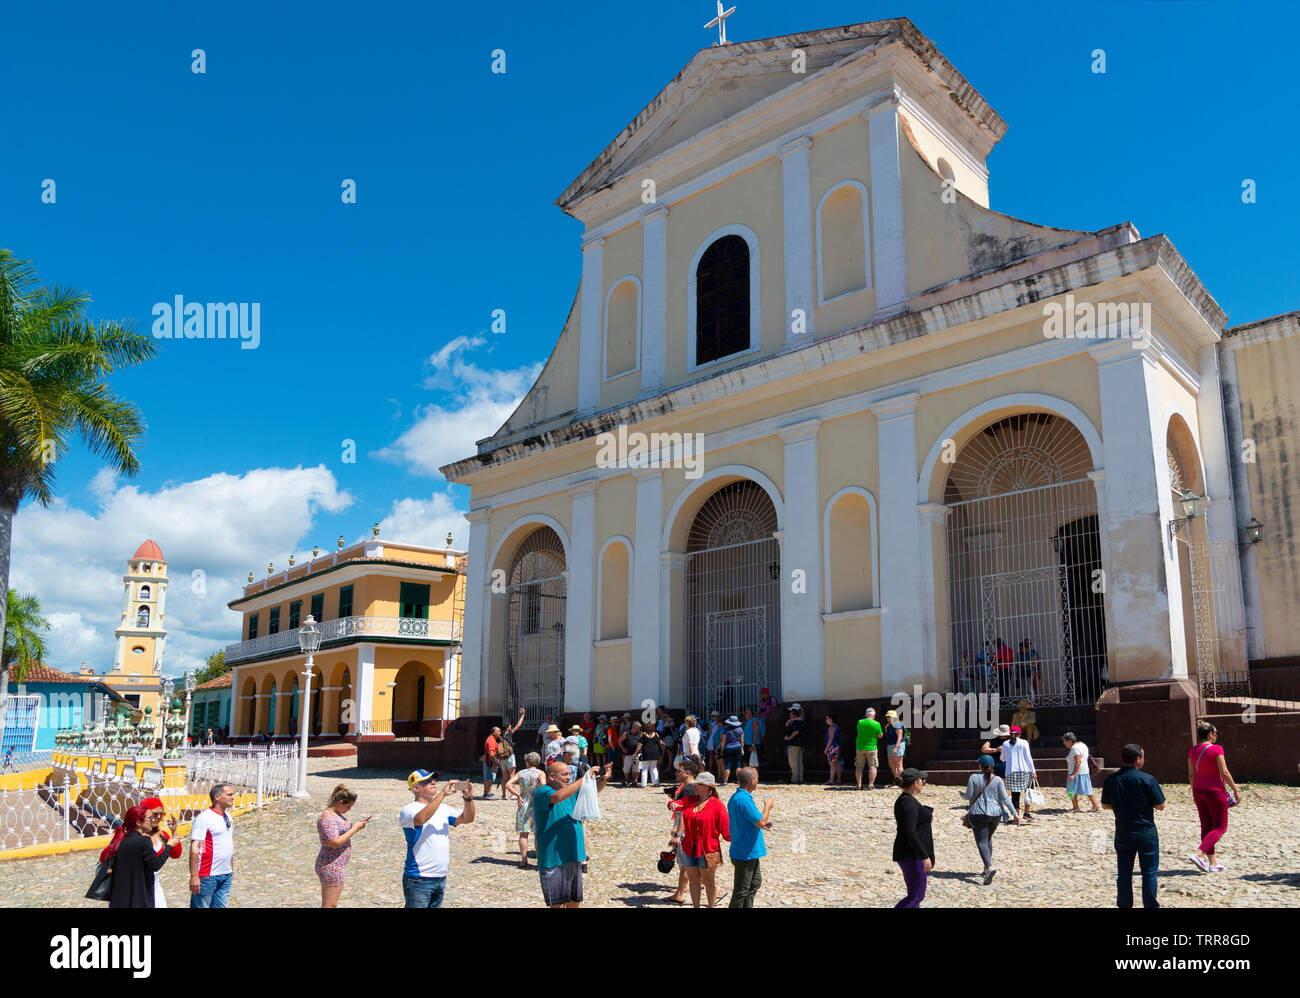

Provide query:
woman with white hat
left=883, top=710, right=907, bottom=784
left=670, top=770, right=730, bottom=907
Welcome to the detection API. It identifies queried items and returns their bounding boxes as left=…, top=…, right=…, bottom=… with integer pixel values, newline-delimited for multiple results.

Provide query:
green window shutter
left=310, top=593, right=324, bottom=622
left=269, top=608, right=281, bottom=634
left=399, top=582, right=431, bottom=619
left=248, top=613, right=259, bottom=640
left=288, top=600, right=302, bottom=630
left=338, top=585, right=354, bottom=618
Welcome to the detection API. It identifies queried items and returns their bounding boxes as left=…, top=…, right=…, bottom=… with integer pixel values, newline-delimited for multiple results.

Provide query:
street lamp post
left=294, top=614, right=322, bottom=798
left=183, top=672, right=197, bottom=750
left=161, top=676, right=175, bottom=753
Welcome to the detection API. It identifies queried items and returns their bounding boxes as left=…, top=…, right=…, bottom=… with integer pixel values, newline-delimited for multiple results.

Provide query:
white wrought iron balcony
left=225, top=615, right=461, bottom=664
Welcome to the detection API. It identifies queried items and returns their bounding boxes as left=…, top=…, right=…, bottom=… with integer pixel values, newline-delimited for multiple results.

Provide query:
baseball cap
left=407, top=768, right=438, bottom=787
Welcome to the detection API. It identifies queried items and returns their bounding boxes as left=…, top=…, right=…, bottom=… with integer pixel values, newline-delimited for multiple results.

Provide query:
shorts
left=678, top=851, right=708, bottom=869
left=499, top=755, right=516, bottom=770
left=856, top=749, right=878, bottom=768
left=623, top=755, right=637, bottom=774
left=724, top=749, right=743, bottom=770
left=889, top=742, right=906, bottom=758
left=827, top=746, right=840, bottom=763
left=539, top=861, right=583, bottom=906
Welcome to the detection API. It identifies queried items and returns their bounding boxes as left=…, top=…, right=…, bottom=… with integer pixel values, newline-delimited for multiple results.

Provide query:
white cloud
left=10, top=466, right=354, bottom=678
left=375, top=335, right=541, bottom=477
left=375, top=489, right=467, bottom=550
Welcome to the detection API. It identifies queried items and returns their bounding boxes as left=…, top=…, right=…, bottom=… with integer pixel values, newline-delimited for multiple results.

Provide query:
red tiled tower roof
left=132, top=539, right=164, bottom=561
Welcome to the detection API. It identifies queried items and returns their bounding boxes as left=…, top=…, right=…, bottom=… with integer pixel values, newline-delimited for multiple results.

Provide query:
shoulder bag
left=1025, top=776, right=1046, bottom=808
left=85, top=860, right=113, bottom=901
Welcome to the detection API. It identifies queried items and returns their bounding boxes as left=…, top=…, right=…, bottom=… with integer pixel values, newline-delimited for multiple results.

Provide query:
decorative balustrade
left=225, top=614, right=461, bottom=663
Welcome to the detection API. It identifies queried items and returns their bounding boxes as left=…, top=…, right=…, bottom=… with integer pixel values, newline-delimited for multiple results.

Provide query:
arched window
left=824, top=488, right=877, bottom=612
left=142, top=563, right=151, bottom=574
left=604, top=277, right=640, bottom=380
left=695, top=234, right=751, bottom=366
left=817, top=182, right=870, bottom=303
left=139, top=585, right=151, bottom=600
left=136, top=606, right=150, bottom=627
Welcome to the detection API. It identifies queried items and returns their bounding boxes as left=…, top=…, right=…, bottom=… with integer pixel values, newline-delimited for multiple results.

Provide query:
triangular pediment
left=557, top=18, right=1000, bottom=214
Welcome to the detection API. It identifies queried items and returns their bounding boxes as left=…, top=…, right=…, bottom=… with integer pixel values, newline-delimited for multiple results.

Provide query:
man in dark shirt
left=1101, top=743, right=1166, bottom=908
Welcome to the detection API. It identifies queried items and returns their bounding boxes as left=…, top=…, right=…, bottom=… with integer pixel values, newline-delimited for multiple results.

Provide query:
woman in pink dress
left=316, top=784, right=370, bottom=907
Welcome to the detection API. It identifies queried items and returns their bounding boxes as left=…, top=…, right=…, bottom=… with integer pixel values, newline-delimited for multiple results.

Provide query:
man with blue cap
left=399, top=770, right=475, bottom=907
left=959, top=754, right=1018, bottom=885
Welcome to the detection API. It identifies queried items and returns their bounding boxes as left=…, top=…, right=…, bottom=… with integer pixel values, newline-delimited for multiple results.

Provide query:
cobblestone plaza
left=3, top=758, right=1296, bottom=908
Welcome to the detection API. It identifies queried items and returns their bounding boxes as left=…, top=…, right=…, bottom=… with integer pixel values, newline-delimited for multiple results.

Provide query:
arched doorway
left=504, top=527, right=567, bottom=725
left=684, top=480, right=781, bottom=718
left=393, top=661, right=437, bottom=738
left=265, top=678, right=277, bottom=735
left=943, top=412, right=1106, bottom=705
left=337, top=666, right=352, bottom=737
left=240, top=677, right=256, bottom=735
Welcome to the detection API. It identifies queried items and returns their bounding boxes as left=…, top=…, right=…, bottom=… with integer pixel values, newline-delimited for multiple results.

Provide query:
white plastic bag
left=572, top=771, right=602, bottom=821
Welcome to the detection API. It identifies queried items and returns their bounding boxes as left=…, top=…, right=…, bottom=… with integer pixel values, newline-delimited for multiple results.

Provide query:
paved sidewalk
left=2, top=758, right=1296, bottom=907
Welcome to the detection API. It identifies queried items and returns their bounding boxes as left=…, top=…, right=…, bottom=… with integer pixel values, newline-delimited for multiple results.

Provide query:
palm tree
left=3, top=589, right=48, bottom=686
left=0, top=248, right=157, bottom=704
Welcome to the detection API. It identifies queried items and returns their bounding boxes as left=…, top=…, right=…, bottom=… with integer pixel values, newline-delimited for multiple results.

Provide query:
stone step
left=924, top=767, right=1116, bottom=788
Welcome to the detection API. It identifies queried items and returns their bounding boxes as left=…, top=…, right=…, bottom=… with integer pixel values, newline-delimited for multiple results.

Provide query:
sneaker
left=580, top=862, right=589, bottom=873
left=483, top=793, right=497, bottom=800
left=1190, top=853, right=1210, bottom=872
left=1209, top=864, right=1226, bottom=872
left=983, top=867, right=997, bottom=886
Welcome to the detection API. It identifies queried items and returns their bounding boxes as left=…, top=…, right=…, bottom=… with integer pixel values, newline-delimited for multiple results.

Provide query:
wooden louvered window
left=696, top=235, right=751, bottom=365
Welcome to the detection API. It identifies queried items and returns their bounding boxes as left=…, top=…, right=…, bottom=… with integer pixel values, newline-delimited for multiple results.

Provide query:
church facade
left=441, top=19, right=1299, bottom=731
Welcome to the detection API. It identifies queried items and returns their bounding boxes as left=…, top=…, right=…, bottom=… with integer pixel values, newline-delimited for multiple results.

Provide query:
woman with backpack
left=1188, top=720, right=1241, bottom=873
left=720, top=715, right=745, bottom=784
left=960, top=755, right=1018, bottom=885
left=883, top=710, right=907, bottom=784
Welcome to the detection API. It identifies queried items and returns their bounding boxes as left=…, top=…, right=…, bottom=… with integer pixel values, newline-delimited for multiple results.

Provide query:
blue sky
left=3, top=0, right=1297, bottom=675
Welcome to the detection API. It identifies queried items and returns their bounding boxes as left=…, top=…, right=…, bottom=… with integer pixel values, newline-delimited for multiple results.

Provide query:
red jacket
left=677, top=794, right=730, bottom=858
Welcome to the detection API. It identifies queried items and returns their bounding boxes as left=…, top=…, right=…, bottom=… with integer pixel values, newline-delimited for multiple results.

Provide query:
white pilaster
left=631, top=469, right=663, bottom=707
left=1090, top=342, right=1181, bottom=680
left=577, top=236, right=606, bottom=414
left=639, top=208, right=668, bottom=395
left=778, top=418, right=823, bottom=698
left=565, top=481, right=599, bottom=711
left=870, top=393, right=925, bottom=692
left=865, top=93, right=908, bottom=315
left=778, top=136, right=815, bottom=344
left=661, top=552, right=687, bottom=707
left=461, top=508, right=491, bottom=715
left=917, top=501, right=952, bottom=690
left=355, top=643, right=376, bottom=727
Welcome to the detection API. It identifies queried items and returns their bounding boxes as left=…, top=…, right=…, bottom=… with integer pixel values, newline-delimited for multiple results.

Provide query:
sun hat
left=545, top=724, right=561, bottom=734
left=790, top=702, right=803, bottom=711
left=710, top=710, right=721, bottom=717
left=597, top=713, right=608, bottom=721
left=407, top=768, right=438, bottom=787
left=563, top=735, right=580, bottom=746
left=725, top=715, right=741, bottom=726
left=884, top=709, right=897, bottom=718
left=570, top=725, right=582, bottom=732
left=693, top=771, right=719, bottom=794
left=978, top=754, right=996, bottom=768
left=995, top=723, right=1011, bottom=737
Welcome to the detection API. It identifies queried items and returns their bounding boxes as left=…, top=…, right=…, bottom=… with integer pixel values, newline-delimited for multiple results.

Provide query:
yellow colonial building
left=226, top=532, right=466, bottom=743
left=441, top=17, right=1299, bottom=744
left=78, top=539, right=168, bottom=718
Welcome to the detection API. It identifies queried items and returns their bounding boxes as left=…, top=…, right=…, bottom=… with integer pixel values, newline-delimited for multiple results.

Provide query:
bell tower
left=112, top=539, right=168, bottom=692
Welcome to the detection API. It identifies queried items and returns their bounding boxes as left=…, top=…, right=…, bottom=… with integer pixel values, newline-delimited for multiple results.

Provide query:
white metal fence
left=0, top=745, right=299, bottom=855
left=1, top=748, right=53, bottom=774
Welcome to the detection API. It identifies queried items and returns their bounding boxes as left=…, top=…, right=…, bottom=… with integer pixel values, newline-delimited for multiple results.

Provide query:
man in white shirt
left=682, top=716, right=702, bottom=761
left=190, top=783, right=236, bottom=908
left=400, top=769, right=475, bottom=907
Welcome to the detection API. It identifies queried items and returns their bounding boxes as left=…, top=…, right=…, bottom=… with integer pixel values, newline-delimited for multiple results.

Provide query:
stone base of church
left=1095, top=678, right=1200, bottom=783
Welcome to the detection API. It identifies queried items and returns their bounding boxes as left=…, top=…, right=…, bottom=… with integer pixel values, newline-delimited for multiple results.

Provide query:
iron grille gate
left=684, top=537, right=781, bottom=718
left=504, top=573, right=566, bottom=727
left=1186, top=540, right=1248, bottom=698
left=946, top=479, right=1108, bottom=706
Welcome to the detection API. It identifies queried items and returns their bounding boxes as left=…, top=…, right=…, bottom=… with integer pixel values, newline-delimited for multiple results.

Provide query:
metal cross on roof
left=704, top=1, right=737, bottom=46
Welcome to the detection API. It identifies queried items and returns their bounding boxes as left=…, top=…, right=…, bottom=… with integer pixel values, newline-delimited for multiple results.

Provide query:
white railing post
left=256, top=756, right=266, bottom=807
left=63, top=777, right=72, bottom=842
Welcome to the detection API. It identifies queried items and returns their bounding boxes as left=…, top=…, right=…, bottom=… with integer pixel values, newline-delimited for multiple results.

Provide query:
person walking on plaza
left=1000, top=725, right=1038, bottom=822
left=1189, top=720, right=1241, bottom=873
left=141, top=796, right=182, bottom=908
left=543, top=723, right=565, bottom=766
left=682, top=714, right=703, bottom=763
left=823, top=713, right=842, bottom=786
left=856, top=707, right=882, bottom=790
left=505, top=751, right=546, bottom=868
left=720, top=714, right=744, bottom=784
left=892, top=768, right=934, bottom=907
left=316, top=784, right=369, bottom=907
left=592, top=714, right=608, bottom=770
left=665, top=758, right=702, bottom=903
left=639, top=722, right=663, bottom=787
left=981, top=724, right=1009, bottom=782
left=727, top=767, right=773, bottom=908
left=621, top=721, right=642, bottom=787
left=1063, top=732, right=1100, bottom=812
left=190, top=783, right=236, bottom=908
left=534, top=760, right=609, bottom=907
left=883, top=710, right=907, bottom=784
left=743, top=706, right=764, bottom=772
left=671, top=770, right=730, bottom=907
left=783, top=703, right=806, bottom=784
left=400, top=771, right=475, bottom=907
left=1101, top=744, right=1166, bottom=909
left=483, top=724, right=504, bottom=799
left=105, top=804, right=173, bottom=908
left=960, top=756, right=1018, bottom=885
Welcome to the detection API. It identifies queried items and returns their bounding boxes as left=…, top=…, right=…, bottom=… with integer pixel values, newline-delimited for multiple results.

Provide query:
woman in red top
left=1188, top=720, right=1241, bottom=873
left=140, top=797, right=182, bottom=908
left=670, top=770, right=730, bottom=907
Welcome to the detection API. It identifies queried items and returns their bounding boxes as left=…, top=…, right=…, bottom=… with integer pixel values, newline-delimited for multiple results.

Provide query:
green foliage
left=3, top=589, right=48, bottom=684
